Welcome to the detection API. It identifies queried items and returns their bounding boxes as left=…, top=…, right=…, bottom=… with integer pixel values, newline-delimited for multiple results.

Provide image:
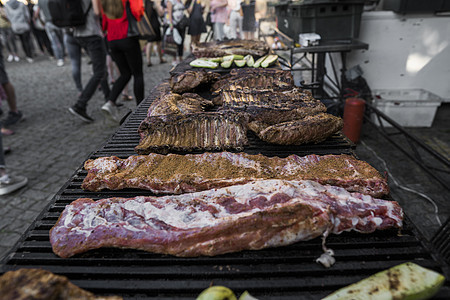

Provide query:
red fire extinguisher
left=343, top=97, right=366, bottom=143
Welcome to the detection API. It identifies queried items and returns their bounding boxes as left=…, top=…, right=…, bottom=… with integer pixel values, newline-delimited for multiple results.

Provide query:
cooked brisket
left=82, top=152, right=389, bottom=197
left=51, top=180, right=403, bottom=258
left=136, top=111, right=249, bottom=154
left=248, top=113, right=344, bottom=145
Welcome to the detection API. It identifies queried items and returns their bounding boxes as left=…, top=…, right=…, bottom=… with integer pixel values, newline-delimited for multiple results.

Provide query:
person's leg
left=45, top=24, right=64, bottom=60
left=156, top=41, right=165, bottom=63
left=75, top=35, right=107, bottom=110
left=64, top=33, right=82, bottom=91
left=6, top=29, right=19, bottom=58
left=107, top=41, right=133, bottom=105
left=145, top=41, right=152, bottom=66
left=125, top=38, right=144, bottom=104
left=18, top=32, right=33, bottom=59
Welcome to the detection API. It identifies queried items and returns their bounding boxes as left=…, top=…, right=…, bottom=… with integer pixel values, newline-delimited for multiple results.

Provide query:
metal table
left=275, top=38, right=369, bottom=102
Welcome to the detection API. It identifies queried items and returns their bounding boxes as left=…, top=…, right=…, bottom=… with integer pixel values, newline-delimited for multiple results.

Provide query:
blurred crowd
left=0, top=0, right=267, bottom=195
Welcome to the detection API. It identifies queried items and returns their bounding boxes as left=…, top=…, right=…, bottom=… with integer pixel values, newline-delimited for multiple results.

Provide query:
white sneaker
left=101, top=101, right=120, bottom=122
left=14, top=56, right=20, bottom=62
left=57, top=59, right=64, bottom=67
left=0, top=174, right=28, bottom=195
left=6, top=55, right=13, bottom=62
left=26, top=57, right=34, bottom=63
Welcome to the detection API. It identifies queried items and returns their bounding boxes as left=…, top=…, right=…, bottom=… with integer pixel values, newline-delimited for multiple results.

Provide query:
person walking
left=0, top=42, right=27, bottom=195
left=0, top=3, right=20, bottom=62
left=36, top=0, right=65, bottom=66
left=144, top=0, right=165, bottom=67
left=99, top=0, right=145, bottom=122
left=4, top=0, right=34, bottom=63
left=31, top=2, right=54, bottom=58
left=164, top=0, right=188, bottom=65
left=210, top=0, right=228, bottom=41
left=68, top=0, right=110, bottom=123
left=227, top=0, right=242, bottom=40
left=241, top=0, right=255, bottom=40
left=186, top=0, right=207, bottom=48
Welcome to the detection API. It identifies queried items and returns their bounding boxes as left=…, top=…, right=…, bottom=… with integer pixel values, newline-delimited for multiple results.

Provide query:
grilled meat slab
left=51, top=180, right=403, bottom=258
left=220, top=88, right=326, bottom=124
left=212, top=69, right=295, bottom=94
left=170, top=70, right=220, bottom=94
left=191, top=39, right=270, bottom=57
left=136, top=111, right=249, bottom=154
left=249, top=113, right=344, bottom=145
left=147, top=92, right=213, bottom=117
left=0, top=269, right=122, bottom=300
left=82, top=152, right=389, bottom=197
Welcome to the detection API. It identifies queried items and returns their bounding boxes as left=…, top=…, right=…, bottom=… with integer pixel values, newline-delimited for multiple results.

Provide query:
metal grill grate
left=1, top=83, right=449, bottom=299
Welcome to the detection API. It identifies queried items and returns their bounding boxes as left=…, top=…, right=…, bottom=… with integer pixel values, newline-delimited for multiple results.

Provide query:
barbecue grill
left=1, top=82, right=449, bottom=299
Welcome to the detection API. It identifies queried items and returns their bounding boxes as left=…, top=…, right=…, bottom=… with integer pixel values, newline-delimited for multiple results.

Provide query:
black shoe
left=68, top=106, right=94, bottom=123
left=3, top=111, right=23, bottom=127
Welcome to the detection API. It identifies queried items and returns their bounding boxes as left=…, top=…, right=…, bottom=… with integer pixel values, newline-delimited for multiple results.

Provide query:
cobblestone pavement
left=0, top=50, right=448, bottom=264
left=0, top=52, right=171, bottom=261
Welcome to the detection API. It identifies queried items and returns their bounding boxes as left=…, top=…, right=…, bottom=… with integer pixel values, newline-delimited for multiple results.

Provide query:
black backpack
left=47, top=0, right=92, bottom=27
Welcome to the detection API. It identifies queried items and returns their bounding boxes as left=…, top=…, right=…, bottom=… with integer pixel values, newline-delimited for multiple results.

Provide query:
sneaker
left=101, top=101, right=120, bottom=122
left=26, top=57, right=34, bottom=63
left=3, top=111, right=23, bottom=127
left=13, top=56, right=20, bottom=62
left=6, top=55, right=13, bottom=62
left=0, top=174, right=28, bottom=195
left=57, top=59, right=64, bottom=67
left=68, top=106, right=94, bottom=123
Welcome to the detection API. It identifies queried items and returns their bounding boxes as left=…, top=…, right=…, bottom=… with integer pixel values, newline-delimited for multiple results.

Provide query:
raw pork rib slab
left=50, top=180, right=403, bottom=258
left=82, top=152, right=389, bottom=197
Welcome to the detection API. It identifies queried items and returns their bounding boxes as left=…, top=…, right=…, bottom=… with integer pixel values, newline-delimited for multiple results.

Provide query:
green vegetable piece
left=245, top=55, right=254, bottom=67
left=189, top=59, right=218, bottom=69
left=261, top=55, right=278, bottom=68
left=221, top=59, right=233, bottom=68
left=223, top=54, right=244, bottom=61
left=197, top=286, right=237, bottom=300
left=208, top=57, right=223, bottom=63
left=253, top=55, right=267, bottom=68
left=234, top=60, right=246, bottom=67
left=323, top=262, right=445, bottom=300
left=239, top=290, right=259, bottom=300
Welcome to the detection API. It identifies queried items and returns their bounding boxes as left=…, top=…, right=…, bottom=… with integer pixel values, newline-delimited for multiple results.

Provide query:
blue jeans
left=75, top=35, right=109, bottom=110
left=45, top=23, right=65, bottom=60
left=64, top=33, right=82, bottom=91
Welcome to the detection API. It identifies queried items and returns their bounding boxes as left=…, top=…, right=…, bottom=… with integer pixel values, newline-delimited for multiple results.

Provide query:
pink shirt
left=210, top=0, right=229, bottom=23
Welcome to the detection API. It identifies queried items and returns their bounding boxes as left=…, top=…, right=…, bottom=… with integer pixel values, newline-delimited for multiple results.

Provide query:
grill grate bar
left=1, top=82, right=448, bottom=299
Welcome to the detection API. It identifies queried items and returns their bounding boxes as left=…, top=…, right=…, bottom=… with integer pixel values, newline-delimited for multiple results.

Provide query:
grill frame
left=1, top=82, right=449, bottom=299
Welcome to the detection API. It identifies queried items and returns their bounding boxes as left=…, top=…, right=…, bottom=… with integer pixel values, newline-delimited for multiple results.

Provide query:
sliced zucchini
left=189, top=58, right=218, bottom=69
left=261, top=55, right=278, bottom=68
left=253, top=55, right=267, bottom=68
left=196, top=286, right=237, bottom=300
left=207, top=57, right=223, bottom=63
left=239, top=291, right=259, bottom=300
left=244, top=55, right=254, bottom=67
left=220, top=59, right=233, bottom=68
left=323, top=262, right=445, bottom=300
left=234, top=60, right=246, bottom=67
left=223, top=54, right=244, bottom=61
